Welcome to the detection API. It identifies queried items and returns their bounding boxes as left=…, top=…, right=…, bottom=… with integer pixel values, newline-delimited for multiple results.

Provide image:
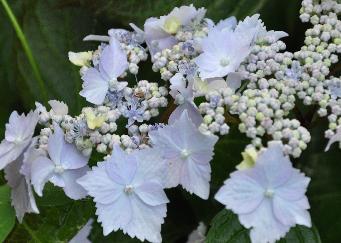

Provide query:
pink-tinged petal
left=77, top=162, right=123, bottom=204
left=99, top=37, right=128, bottom=80
left=47, top=124, right=65, bottom=165
left=276, top=169, right=310, bottom=201
left=105, top=145, right=137, bottom=185
left=239, top=199, right=290, bottom=243
left=135, top=182, right=169, bottom=206
left=215, top=170, right=264, bottom=214
left=124, top=195, right=166, bottom=243
left=180, top=159, right=211, bottom=199
left=0, top=140, right=27, bottom=170
left=62, top=167, right=89, bottom=200
left=31, top=156, right=55, bottom=196
left=273, top=196, right=311, bottom=227
left=5, top=157, right=39, bottom=222
left=69, top=218, right=93, bottom=243
left=256, top=142, right=293, bottom=188
left=169, top=102, right=203, bottom=127
left=96, top=195, right=132, bottom=236
left=80, top=68, right=108, bottom=105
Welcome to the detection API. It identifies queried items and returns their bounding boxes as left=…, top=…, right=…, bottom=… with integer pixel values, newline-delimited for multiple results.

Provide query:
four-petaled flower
left=215, top=142, right=311, bottom=243
left=80, top=37, right=128, bottom=105
left=149, top=110, right=218, bottom=199
left=31, top=123, right=90, bottom=200
left=77, top=146, right=169, bottom=243
left=0, top=111, right=38, bottom=170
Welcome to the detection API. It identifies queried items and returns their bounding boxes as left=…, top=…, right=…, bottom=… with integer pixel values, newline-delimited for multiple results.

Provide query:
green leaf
left=0, top=185, right=16, bottom=242
left=206, top=209, right=321, bottom=243
left=206, top=209, right=250, bottom=243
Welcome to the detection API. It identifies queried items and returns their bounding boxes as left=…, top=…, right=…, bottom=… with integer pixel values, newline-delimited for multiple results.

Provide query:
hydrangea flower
left=48, top=100, right=69, bottom=116
left=325, top=127, right=341, bottom=151
left=186, top=222, right=206, bottom=243
left=168, top=73, right=203, bottom=126
left=285, top=61, right=302, bottom=82
left=69, top=218, right=93, bottom=243
left=31, top=123, right=89, bottom=200
left=77, top=146, right=169, bottom=243
left=80, top=37, right=128, bottom=105
left=194, top=28, right=251, bottom=79
left=120, top=97, right=146, bottom=127
left=4, top=139, right=40, bottom=222
left=68, top=51, right=93, bottom=67
left=144, top=5, right=206, bottom=57
left=207, top=16, right=237, bottom=32
left=149, top=110, right=218, bottom=199
left=215, top=142, right=311, bottom=243
left=235, top=14, right=288, bottom=44
left=0, top=111, right=38, bottom=170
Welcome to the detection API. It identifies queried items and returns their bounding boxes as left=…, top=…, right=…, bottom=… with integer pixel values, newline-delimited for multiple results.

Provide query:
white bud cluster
left=120, top=43, right=148, bottom=75
left=297, top=0, right=341, bottom=142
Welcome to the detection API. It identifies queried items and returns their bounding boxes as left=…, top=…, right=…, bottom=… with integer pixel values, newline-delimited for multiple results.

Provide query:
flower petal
left=80, top=68, right=109, bottom=105
left=77, top=162, right=123, bottom=204
left=62, top=167, right=89, bottom=200
left=215, top=169, right=265, bottom=214
left=31, top=156, right=55, bottom=196
left=135, top=182, right=169, bottom=206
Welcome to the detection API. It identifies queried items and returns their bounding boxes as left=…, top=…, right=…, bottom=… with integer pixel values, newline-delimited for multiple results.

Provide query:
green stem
left=22, top=221, right=42, bottom=243
left=0, top=0, right=48, bottom=104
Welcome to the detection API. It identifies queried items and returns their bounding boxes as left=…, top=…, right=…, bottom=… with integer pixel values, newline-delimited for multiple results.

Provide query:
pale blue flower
left=168, top=73, right=203, bottom=126
left=4, top=139, right=40, bottom=222
left=31, top=124, right=89, bottom=200
left=0, top=111, right=38, bottom=170
left=194, top=29, right=251, bottom=79
left=285, top=61, right=302, bottom=82
left=235, top=14, right=288, bottom=44
left=215, top=142, right=311, bottom=243
left=149, top=110, right=218, bottom=199
left=77, top=146, right=169, bottom=243
left=69, top=218, right=93, bottom=243
left=120, top=97, right=146, bottom=127
left=80, top=37, right=128, bottom=105
left=144, top=5, right=206, bottom=58
left=208, top=16, right=237, bottom=32
left=327, top=79, right=341, bottom=99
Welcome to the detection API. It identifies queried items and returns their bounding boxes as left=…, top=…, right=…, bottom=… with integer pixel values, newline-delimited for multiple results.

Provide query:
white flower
left=31, top=123, right=89, bottom=200
left=144, top=5, right=206, bottom=57
left=235, top=14, right=288, bottom=44
left=69, top=218, right=93, bottom=243
left=186, top=222, right=207, bottom=243
left=68, top=51, right=93, bottom=67
left=48, top=100, right=69, bottom=116
left=149, top=110, right=218, bottom=199
left=215, top=142, right=311, bottom=243
left=194, top=29, right=251, bottom=79
left=0, top=111, right=38, bottom=170
left=77, top=146, right=169, bottom=243
left=168, top=73, right=203, bottom=126
left=4, top=139, right=40, bottom=222
left=325, top=127, right=341, bottom=151
left=80, top=37, right=128, bottom=105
